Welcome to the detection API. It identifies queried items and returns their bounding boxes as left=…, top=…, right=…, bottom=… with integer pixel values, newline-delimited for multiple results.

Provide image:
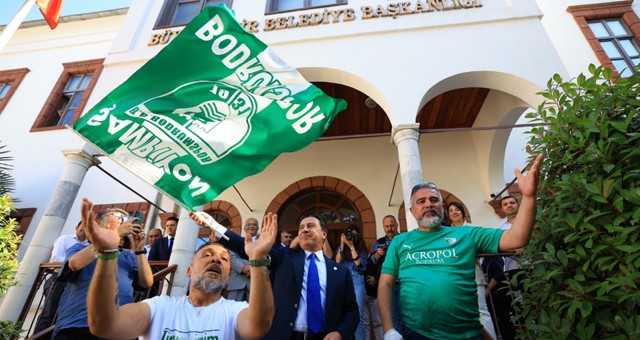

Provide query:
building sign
left=149, top=0, right=482, bottom=46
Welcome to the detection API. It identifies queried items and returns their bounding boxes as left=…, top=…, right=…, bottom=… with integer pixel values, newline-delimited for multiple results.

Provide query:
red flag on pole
left=36, top=0, right=64, bottom=29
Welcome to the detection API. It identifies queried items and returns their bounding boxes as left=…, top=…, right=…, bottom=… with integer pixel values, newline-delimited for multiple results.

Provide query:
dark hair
left=167, top=216, right=179, bottom=223
left=447, top=202, right=466, bottom=219
left=500, top=195, right=519, bottom=204
left=298, top=212, right=326, bottom=230
left=340, top=224, right=367, bottom=260
left=382, top=215, right=397, bottom=223
left=120, top=236, right=132, bottom=250
left=410, top=182, right=442, bottom=202
left=280, top=230, right=292, bottom=236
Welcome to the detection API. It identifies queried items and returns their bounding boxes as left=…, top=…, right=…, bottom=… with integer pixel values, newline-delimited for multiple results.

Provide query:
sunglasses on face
left=100, top=211, right=128, bottom=224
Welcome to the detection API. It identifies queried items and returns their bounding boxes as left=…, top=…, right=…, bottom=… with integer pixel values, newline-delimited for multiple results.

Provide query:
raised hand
left=245, top=213, right=277, bottom=260
left=343, top=234, right=354, bottom=248
left=131, top=231, right=145, bottom=251
left=82, top=198, right=119, bottom=251
left=515, top=154, right=543, bottom=198
left=189, top=211, right=213, bottom=227
left=118, top=217, right=142, bottom=237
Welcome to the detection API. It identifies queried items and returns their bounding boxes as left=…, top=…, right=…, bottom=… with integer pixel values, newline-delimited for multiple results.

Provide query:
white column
left=143, top=192, right=163, bottom=236
left=392, top=124, right=423, bottom=231
left=167, top=207, right=200, bottom=296
left=0, top=146, right=100, bottom=322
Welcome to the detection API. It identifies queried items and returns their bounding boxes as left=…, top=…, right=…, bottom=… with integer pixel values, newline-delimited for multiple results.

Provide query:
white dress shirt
left=144, top=244, right=151, bottom=259
left=293, top=249, right=327, bottom=332
left=50, top=234, right=88, bottom=263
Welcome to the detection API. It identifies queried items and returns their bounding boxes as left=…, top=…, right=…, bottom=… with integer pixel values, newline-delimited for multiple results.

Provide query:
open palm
left=245, top=213, right=277, bottom=260
left=515, top=154, right=543, bottom=198
left=81, top=198, right=119, bottom=251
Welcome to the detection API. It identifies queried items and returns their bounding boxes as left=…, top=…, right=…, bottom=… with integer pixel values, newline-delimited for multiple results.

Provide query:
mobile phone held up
left=131, top=210, right=145, bottom=225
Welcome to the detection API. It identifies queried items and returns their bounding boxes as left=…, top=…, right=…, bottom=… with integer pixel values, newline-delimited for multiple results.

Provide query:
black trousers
left=34, top=274, right=66, bottom=333
left=53, top=327, right=103, bottom=340
left=290, top=331, right=326, bottom=340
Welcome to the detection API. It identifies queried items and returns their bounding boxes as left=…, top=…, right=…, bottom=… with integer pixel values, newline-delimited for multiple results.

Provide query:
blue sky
left=0, top=0, right=132, bottom=26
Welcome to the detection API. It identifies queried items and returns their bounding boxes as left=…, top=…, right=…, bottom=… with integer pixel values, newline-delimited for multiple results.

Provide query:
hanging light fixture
left=365, top=97, right=377, bottom=108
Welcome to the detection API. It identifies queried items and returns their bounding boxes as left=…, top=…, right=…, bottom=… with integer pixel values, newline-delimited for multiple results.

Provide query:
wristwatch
left=134, top=249, right=147, bottom=255
left=249, top=255, right=271, bottom=267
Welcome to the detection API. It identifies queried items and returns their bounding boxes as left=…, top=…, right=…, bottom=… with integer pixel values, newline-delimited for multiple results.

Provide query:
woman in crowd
left=335, top=224, right=368, bottom=340
left=448, top=202, right=497, bottom=340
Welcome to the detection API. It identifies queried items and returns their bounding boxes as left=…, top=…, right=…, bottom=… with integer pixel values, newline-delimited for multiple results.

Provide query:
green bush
left=0, top=194, right=22, bottom=339
left=0, top=320, right=22, bottom=340
left=518, top=65, right=640, bottom=339
left=0, top=143, right=15, bottom=196
left=0, top=194, right=20, bottom=295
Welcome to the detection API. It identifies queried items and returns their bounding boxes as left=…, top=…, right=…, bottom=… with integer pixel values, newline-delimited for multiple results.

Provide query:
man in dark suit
left=190, top=212, right=359, bottom=340
left=148, top=216, right=178, bottom=261
left=278, top=229, right=293, bottom=248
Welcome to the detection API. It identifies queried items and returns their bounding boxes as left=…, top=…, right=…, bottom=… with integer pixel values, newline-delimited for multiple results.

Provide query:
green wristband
left=97, top=251, right=120, bottom=260
left=249, top=255, right=271, bottom=267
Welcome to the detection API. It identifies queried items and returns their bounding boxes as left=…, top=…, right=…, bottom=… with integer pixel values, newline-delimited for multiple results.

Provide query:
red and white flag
left=36, top=0, right=64, bottom=29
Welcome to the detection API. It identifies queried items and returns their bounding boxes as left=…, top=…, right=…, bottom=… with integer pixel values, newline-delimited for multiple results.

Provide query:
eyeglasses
left=100, top=211, right=128, bottom=224
left=410, top=182, right=439, bottom=196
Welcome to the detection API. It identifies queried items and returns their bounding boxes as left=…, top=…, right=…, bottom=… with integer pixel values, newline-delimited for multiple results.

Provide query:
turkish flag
left=36, top=0, right=64, bottom=29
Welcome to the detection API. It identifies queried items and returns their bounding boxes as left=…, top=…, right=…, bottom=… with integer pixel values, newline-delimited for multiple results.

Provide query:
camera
left=344, top=227, right=358, bottom=242
left=379, top=243, right=389, bottom=250
left=345, top=231, right=355, bottom=241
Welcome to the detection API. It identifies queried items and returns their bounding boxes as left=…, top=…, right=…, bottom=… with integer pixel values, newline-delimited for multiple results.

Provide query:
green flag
left=73, top=5, right=346, bottom=210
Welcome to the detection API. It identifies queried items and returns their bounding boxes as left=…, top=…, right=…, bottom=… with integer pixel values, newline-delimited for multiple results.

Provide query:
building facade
left=0, top=0, right=638, bottom=322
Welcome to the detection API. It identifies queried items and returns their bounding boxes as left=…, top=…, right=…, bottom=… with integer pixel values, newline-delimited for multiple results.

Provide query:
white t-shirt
left=142, top=295, right=248, bottom=340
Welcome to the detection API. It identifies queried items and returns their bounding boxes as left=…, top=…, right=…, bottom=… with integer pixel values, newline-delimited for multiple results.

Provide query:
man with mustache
left=378, top=154, right=543, bottom=340
left=82, top=198, right=276, bottom=340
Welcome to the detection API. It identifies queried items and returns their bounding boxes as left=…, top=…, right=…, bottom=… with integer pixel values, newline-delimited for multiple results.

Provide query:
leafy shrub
left=0, top=194, right=20, bottom=295
left=0, top=194, right=22, bottom=339
left=518, top=65, right=640, bottom=339
left=0, top=320, right=22, bottom=340
left=0, top=143, right=15, bottom=196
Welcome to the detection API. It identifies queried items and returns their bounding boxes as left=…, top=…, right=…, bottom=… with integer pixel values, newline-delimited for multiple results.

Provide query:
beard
left=192, top=273, right=228, bottom=295
left=417, top=210, right=442, bottom=229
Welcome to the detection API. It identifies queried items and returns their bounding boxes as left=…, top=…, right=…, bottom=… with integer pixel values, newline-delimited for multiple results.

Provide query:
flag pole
left=0, top=0, right=37, bottom=54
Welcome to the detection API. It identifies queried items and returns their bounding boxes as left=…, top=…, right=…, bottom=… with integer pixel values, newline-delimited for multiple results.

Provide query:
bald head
left=244, top=218, right=259, bottom=237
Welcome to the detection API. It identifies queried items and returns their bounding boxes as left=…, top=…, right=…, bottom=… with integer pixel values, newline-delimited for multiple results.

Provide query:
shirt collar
left=303, top=249, right=325, bottom=262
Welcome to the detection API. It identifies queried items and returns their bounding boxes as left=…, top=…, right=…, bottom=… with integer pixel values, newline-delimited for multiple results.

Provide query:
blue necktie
left=307, top=253, right=323, bottom=334
left=168, top=237, right=173, bottom=252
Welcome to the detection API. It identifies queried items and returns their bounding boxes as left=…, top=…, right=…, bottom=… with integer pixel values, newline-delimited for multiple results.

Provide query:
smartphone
left=131, top=210, right=145, bottom=225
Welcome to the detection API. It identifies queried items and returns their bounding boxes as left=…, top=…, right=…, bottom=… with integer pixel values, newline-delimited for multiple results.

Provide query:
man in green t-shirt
left=378, top=154, right=542, bottom=340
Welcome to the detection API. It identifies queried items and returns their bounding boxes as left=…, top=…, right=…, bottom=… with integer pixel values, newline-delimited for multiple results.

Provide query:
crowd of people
left=36, top=154, right=541, bottom=340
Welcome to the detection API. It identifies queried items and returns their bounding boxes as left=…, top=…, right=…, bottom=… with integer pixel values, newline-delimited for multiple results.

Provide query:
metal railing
left=17, top=254, right=525, bottom=340
left=21, top=261, right=176, bottom=340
